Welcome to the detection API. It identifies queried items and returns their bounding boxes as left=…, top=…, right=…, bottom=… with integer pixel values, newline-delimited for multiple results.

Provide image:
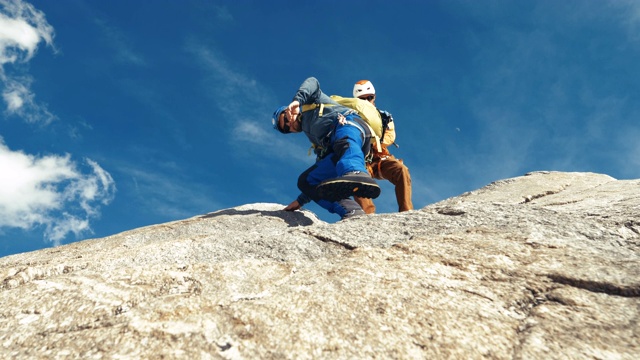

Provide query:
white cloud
left=2, top=79, right=23, bottom=110
left=45, top=213, right=89, bottom=245
left=1, top=76, right=55, bottom=123
left=0, top=139, right=116, bottom=245
left=0, top=10, right=46, bottom=63
left=0, top=0, right=55, bottom=123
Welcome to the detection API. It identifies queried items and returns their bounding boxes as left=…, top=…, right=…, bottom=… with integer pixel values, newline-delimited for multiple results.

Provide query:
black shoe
left=316, top=171, right=380, bottom=202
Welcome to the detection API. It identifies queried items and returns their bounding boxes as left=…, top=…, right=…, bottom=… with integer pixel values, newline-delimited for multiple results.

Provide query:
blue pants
left=297, top=115, right=370, bottom=217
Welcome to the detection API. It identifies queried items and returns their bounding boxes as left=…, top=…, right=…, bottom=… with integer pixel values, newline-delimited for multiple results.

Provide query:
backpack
left=300, top=96, right=384, bottom=138
left=329, top=95, right=383, bottom=138
left=300, top=96, right=383, bottom=157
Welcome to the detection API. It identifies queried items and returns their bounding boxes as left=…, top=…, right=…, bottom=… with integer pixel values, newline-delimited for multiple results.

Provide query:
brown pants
left=354, top=155, right=413, bottom=214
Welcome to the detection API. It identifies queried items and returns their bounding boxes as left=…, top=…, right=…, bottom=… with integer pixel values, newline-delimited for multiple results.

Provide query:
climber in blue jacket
left=272, top=77, right=380, bottom=219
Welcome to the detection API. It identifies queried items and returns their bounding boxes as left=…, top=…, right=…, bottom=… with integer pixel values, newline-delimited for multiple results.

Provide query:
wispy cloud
left=232, top=120, right=311, bottom=163
left=187, top=43, right=267, bottom=115
left=118, top=159, right=222, bottom=220
left=447, top=0, right=640, bottom=184
left=0, top=0, right=55, bottom=124
left=618, top=127, right=640, bottom=178
left=615, top=0, right=640, bottom=42
left=186, top=40, right=302, bottom=163
left=0, top=138, right=116, bottom=246
left=93, top=17, right=145, bottom=66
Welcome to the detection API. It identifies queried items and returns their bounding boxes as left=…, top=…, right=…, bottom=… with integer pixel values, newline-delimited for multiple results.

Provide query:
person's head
left=272, top=106, right=301, bottom=134
left=353, top=80, right=376, bottom=103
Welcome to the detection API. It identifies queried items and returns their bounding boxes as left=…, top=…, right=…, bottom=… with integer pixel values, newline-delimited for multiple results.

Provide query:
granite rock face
left=1, top=171, right=638, bottom=359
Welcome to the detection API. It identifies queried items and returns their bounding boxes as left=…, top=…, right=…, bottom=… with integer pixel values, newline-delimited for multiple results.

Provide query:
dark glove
left=379, top=110, right=394, bottom=129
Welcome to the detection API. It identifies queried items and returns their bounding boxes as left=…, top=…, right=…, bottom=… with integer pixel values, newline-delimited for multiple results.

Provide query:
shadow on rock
left=199, top=209, right=316, bottom=227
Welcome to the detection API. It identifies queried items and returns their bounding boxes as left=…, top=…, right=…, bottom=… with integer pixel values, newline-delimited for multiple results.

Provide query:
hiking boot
left=341, top=208, right=365, bottom=220
left=316, top=171, right=381, bottom=202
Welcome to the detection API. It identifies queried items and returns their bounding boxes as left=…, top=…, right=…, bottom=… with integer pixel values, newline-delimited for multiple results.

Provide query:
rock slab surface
left=1, top=171, right=638, bottom=359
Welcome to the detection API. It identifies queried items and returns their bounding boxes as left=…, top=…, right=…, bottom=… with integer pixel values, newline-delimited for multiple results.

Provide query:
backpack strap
left=301, top=103, right=336, bottom=117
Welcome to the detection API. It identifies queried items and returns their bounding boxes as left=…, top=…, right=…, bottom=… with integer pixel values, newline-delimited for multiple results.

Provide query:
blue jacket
left=293, top=77, right=355, bottom=148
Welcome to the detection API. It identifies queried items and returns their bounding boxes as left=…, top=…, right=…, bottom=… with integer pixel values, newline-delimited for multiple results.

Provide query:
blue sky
left=1, top=0, right=639, bottom=258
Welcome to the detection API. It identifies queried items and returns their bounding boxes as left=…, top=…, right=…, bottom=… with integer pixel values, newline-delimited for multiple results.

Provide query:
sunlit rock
left=1, top=172, right=638, bottom=359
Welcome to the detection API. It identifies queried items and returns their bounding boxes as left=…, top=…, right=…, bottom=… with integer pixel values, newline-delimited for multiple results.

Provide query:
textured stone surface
left=1, top=171, right=638, bottom=359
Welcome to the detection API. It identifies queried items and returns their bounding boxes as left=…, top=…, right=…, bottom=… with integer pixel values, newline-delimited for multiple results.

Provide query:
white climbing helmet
left=353, top=80, right=376, bottom=98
